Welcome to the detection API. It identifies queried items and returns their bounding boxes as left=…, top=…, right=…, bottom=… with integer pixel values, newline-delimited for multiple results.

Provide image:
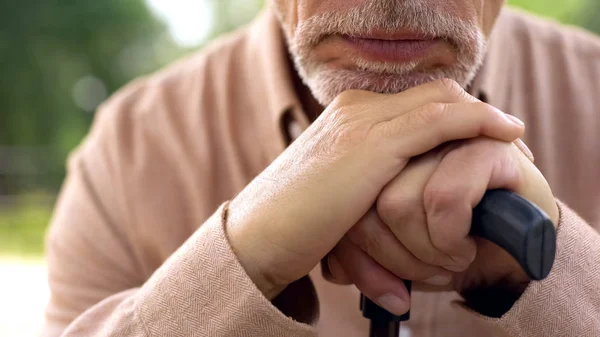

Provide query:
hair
left=279, top=0, right=487, bottom=105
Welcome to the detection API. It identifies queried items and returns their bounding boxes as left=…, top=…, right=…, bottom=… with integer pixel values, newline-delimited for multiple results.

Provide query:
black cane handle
left=470, top=189, right=556, bottom=280
left=361, top=189, right=557, bottom=336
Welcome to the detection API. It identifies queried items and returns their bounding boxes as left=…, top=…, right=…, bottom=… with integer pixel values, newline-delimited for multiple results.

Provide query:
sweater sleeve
left=468, top=200, right=600, bottom=336
left=46, top=194, right=318, bottom=337
left=64, top=204, right=317, bottom=337
left=42, top=115, right=319, bottom=337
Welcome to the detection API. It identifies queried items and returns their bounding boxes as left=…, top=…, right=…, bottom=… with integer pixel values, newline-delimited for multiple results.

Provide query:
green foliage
left=0, top=1, right=184, bottom=257
left=0, top=193, right=54, bottom=256
left=508, top=0, right=589, bottom=24
left=576, top=1, right=600, bottom=33
left=0, top=0, right=182, bottom=192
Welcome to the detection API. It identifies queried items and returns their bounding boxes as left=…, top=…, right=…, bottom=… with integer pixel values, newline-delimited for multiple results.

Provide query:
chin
left=302, top=65, right=478, bottom=106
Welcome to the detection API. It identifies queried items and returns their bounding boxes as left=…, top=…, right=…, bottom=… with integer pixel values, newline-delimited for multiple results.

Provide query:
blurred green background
left=1, top=0, right=599, bottom=259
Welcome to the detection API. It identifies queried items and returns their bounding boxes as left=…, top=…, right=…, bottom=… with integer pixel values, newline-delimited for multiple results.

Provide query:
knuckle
left=361, top=233, right=383, bottom=259
left=321, top=108, right=358, bottom=138
left=468, top=137, right=502, bottom=157
left=328, top=121, right=368, bottom=151
left=324, top=106, right=350, bottom=125
left=432, top=78, right=465, bottom=99
left=391, top=255, right=432, bottom=280
left=498, top=151, right=524, bottom=189
left=347, top=225, right=382, bottom=258
left=415, top=102, right=448, bottom=125
left=332, top=89, right=372, bottom=106
left=404, top=237, right=443, bottom=266
left=377, top=190, right=417, bottom=226
left=430, top=215, right=470, bottom=255
left=320, top=109, right=376, bottom=151
left=429, top=231, right=452, bottom=253
left=420, top=248, right=443, bottom=267
left=402, top=248, right=443, bottom=276
left=455, top=137, right=496, bottom=160
left=423, top=184, right=460, bottom=215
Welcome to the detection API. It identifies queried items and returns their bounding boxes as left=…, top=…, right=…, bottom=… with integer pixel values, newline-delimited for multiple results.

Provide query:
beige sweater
left=43, top=8, right=600, bottom=337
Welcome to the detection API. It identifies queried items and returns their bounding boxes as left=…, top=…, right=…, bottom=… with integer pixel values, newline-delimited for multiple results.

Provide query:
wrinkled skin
left=225, top=0, right=558, bottom=316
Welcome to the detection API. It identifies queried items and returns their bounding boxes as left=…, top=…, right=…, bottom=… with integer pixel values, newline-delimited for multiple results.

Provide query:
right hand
left=226, top=79, right=525, bottom=300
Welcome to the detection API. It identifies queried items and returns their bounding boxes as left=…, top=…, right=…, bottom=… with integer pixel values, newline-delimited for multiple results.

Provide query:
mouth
left=341, top=30, right=443, bottom=63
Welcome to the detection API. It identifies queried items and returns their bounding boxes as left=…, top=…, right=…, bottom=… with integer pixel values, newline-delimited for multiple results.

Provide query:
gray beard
left=277, top=0, right=487, bottom=105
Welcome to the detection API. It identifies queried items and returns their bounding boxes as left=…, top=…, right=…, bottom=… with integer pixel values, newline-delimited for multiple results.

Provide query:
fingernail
left=514, top=138, right=534, bottom=162
left=424, top=274, right=452, bottom=286
left=377, top=294, right=409, bottom=316
left=504, top=113, right=524, bottom=126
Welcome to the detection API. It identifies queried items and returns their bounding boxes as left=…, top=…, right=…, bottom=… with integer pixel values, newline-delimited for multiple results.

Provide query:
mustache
left=293, top=0, right=481, bottom=52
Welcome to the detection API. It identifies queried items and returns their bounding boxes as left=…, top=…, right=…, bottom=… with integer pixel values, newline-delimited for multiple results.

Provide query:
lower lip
left=343, top=36, right=439, bottom=63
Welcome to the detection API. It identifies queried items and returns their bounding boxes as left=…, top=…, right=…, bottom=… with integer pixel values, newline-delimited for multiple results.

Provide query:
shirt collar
left=247, top=9, right=302, bottom=128
left=468, top=9, right=511, bottom=107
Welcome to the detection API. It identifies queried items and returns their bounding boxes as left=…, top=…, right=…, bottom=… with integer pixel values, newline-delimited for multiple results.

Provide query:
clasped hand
left=226, top=79, right=559, bottom=316
left=326, top=136, right=557, bottom=315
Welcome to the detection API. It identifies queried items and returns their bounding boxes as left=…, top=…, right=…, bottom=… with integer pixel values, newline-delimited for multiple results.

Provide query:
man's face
left=272, top=0, right=505, bottom=105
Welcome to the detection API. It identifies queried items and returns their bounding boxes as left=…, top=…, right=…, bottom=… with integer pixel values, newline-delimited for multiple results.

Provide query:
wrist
left=226, top=226, right=285, bottom=300
left=225, top=198, right=289, bottom=300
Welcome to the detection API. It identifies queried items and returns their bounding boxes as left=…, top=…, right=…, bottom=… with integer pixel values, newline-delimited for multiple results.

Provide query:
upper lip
left=345, top=29, right=436, bottom=41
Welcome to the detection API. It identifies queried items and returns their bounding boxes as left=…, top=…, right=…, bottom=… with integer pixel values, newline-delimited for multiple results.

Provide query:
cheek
left=273, top=0, right=299, bottom=35
left=429, top=0, right=504, bottom=37
left=281, top=0, right=367, bottom=36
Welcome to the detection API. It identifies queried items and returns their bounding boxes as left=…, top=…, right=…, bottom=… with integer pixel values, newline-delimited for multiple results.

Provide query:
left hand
left=326, top=137, right=558, bottom=313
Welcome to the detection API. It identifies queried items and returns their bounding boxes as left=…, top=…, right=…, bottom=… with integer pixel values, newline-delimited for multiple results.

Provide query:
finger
left=378, top=102, right=525, bottom=159
left=334, top=236, right=411, bottom=316
left=379, top=79, right=479, bottom=121
left=400, top=78, right=479, bottom=104
left=323, top=253, right=352, bottom=285
left=331, top=79, right=478, bottom=124
left=345, top=208, right=452, bottom=284
left=377, top=147, right=459, bottom=270
left=424, top=139, right=520, bottom=272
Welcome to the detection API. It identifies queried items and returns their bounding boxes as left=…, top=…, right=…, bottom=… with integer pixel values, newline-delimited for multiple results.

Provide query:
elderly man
left=43, top=0, right=600, bottom=336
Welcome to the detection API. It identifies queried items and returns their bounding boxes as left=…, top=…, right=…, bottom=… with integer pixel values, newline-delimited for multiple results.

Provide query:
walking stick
left=361, top=189, right=557, bottom=337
